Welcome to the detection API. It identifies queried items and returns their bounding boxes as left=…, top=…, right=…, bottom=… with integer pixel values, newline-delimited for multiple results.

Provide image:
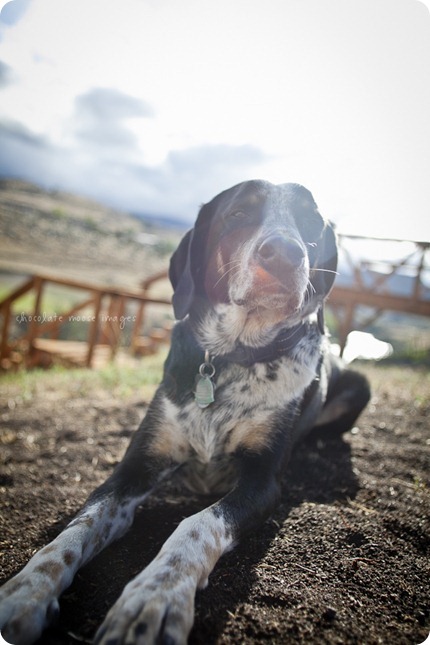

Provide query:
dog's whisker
left=217, top=260, right=242, bottom=273
left=311, top=268, right=339, bottom=275
left=218, top=259, right=242, bottom=270
left=213, top=262, right=241, bottom=288
left=304, top=282, right=316, bottom=303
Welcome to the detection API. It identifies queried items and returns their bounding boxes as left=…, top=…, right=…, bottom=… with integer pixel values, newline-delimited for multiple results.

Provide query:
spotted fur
left=0, top=180, right=370, bottom=645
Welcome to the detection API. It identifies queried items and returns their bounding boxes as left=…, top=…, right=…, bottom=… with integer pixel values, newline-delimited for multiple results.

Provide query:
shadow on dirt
left=37, top=432, right=357, bottom=644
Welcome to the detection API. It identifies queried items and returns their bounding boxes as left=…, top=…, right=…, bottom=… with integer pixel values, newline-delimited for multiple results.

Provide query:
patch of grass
left=359, top=361, right=430, bottom=407
left=383, top=346, right=430, bottom=367
left=83, top=216, right=103, bottom=233
left=96, top=352, right=166, bottom=398
left=51, top=207, right=66, bottom=220
left=0, top=350, right=167, bottom=404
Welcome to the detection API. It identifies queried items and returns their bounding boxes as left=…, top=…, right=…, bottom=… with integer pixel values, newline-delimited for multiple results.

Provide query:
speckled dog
left=0, top=180, right=370, bottom=645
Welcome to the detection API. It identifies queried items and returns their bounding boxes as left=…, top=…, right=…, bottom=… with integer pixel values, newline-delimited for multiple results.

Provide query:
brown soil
left=0, top=364, right=429, bottom=645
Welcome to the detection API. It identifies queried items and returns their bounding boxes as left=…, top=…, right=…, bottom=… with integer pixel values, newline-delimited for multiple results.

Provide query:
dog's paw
left=94, top=561, right=196, bottom=645
left=0, top=572, right=60, bottom=645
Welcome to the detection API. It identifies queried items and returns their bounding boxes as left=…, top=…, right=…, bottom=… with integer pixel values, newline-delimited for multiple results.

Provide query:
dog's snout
left=257, top=235, right=305, bottom=270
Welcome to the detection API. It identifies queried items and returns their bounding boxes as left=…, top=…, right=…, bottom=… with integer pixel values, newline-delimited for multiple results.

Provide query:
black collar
left=217, top=321, right=309, bottom=368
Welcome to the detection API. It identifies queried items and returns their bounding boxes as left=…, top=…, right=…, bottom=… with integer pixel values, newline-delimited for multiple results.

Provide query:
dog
left=0, top=180, right=370, bottom=645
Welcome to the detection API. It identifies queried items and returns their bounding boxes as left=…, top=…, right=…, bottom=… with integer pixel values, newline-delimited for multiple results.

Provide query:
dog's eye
left=228, top=210, right=248, bottom=220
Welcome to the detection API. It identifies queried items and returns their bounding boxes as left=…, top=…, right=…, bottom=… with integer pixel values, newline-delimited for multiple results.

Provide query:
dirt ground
left=0, top=362, right=429, bottom=645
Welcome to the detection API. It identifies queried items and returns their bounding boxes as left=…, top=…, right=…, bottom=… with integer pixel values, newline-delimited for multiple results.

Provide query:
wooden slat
left=329, top=286, right=430, bottom=317
left=32, top=272, right=171, bottom=305
left=32, top=339, right=112, bottom=368
left=86, top=291, right=103, bottom=368
left=0, top=276, right=36, bottom=310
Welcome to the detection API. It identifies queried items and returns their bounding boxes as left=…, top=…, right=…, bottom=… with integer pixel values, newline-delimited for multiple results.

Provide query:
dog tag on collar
left=194, top=352, right=216, bottom=408
left=194, top=375, right=215, bottom=408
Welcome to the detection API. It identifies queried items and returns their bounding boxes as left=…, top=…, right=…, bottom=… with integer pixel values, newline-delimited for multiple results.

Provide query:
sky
left=0, top=0, right=429, bottom=241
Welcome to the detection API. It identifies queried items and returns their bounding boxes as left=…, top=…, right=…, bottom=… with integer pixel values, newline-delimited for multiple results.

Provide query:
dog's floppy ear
left=309, top=220, right=338, bottom=300
left=286, top=183, right=337, bottom=300
left=169, top=228, right=195, bottom=320
left=169, top=204, right=212, bottom=320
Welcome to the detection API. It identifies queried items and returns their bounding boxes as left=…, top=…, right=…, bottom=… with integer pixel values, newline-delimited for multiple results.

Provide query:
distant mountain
left=132, top=211, right=190, bottom=232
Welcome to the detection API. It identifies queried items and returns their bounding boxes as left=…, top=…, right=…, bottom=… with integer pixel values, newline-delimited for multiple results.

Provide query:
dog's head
left=169, top=180, right=337, bottom=324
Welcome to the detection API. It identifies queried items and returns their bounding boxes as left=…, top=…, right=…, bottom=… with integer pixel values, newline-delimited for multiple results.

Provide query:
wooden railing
left=328, top=235, right=430, bottom=353
left=0, top=273, right=172, bottom=369
left=1, top=235, right=428, bottom=369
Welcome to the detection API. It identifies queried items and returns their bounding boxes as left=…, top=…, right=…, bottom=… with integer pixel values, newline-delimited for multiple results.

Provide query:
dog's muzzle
left=256, top=234, right=306, bottom=284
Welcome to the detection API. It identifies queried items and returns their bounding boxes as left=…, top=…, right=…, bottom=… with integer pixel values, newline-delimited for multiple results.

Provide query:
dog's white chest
left=158, top=355, right=317, bottom=493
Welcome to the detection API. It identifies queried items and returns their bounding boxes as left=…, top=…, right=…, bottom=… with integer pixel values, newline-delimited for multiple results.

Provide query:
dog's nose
left=257, top=235, right=305, bottom=272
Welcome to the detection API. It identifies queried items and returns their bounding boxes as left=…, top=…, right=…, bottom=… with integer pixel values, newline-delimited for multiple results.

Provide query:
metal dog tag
left=194, top=375, right=215, bottom=408
left=194, top=352, right=216, bottom=408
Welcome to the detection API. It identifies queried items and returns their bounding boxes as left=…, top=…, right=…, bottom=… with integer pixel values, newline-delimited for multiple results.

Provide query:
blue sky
left=0, top=0, right=429, bottom=241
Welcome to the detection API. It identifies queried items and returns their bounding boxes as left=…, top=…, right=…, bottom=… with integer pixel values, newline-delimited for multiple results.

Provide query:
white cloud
left=72, top=87, right=154, bottom=155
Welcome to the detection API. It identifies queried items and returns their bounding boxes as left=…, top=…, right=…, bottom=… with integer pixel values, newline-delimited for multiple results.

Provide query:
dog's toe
left=94, top=568, right=194, bottom=645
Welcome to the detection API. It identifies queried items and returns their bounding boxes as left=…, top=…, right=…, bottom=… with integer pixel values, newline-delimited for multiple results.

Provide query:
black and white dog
left=0, top=180, right=370, bottom=645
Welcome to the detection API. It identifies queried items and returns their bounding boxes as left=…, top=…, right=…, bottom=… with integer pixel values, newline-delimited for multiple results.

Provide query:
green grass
left=0, top=350, right=167, bottom=403
left=357, top=361, right=430, bottom=407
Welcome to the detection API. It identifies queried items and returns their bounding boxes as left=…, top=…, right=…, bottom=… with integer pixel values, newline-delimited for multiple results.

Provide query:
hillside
left=0, top=178, right=183, bottom=289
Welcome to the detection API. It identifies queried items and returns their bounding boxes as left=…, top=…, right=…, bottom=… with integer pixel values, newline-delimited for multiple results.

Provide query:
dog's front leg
left=94, top=452, right=281, bottom=645
left=0, top=440, right=174, bottom=645
left=0, top=494, right=141, bottom=644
